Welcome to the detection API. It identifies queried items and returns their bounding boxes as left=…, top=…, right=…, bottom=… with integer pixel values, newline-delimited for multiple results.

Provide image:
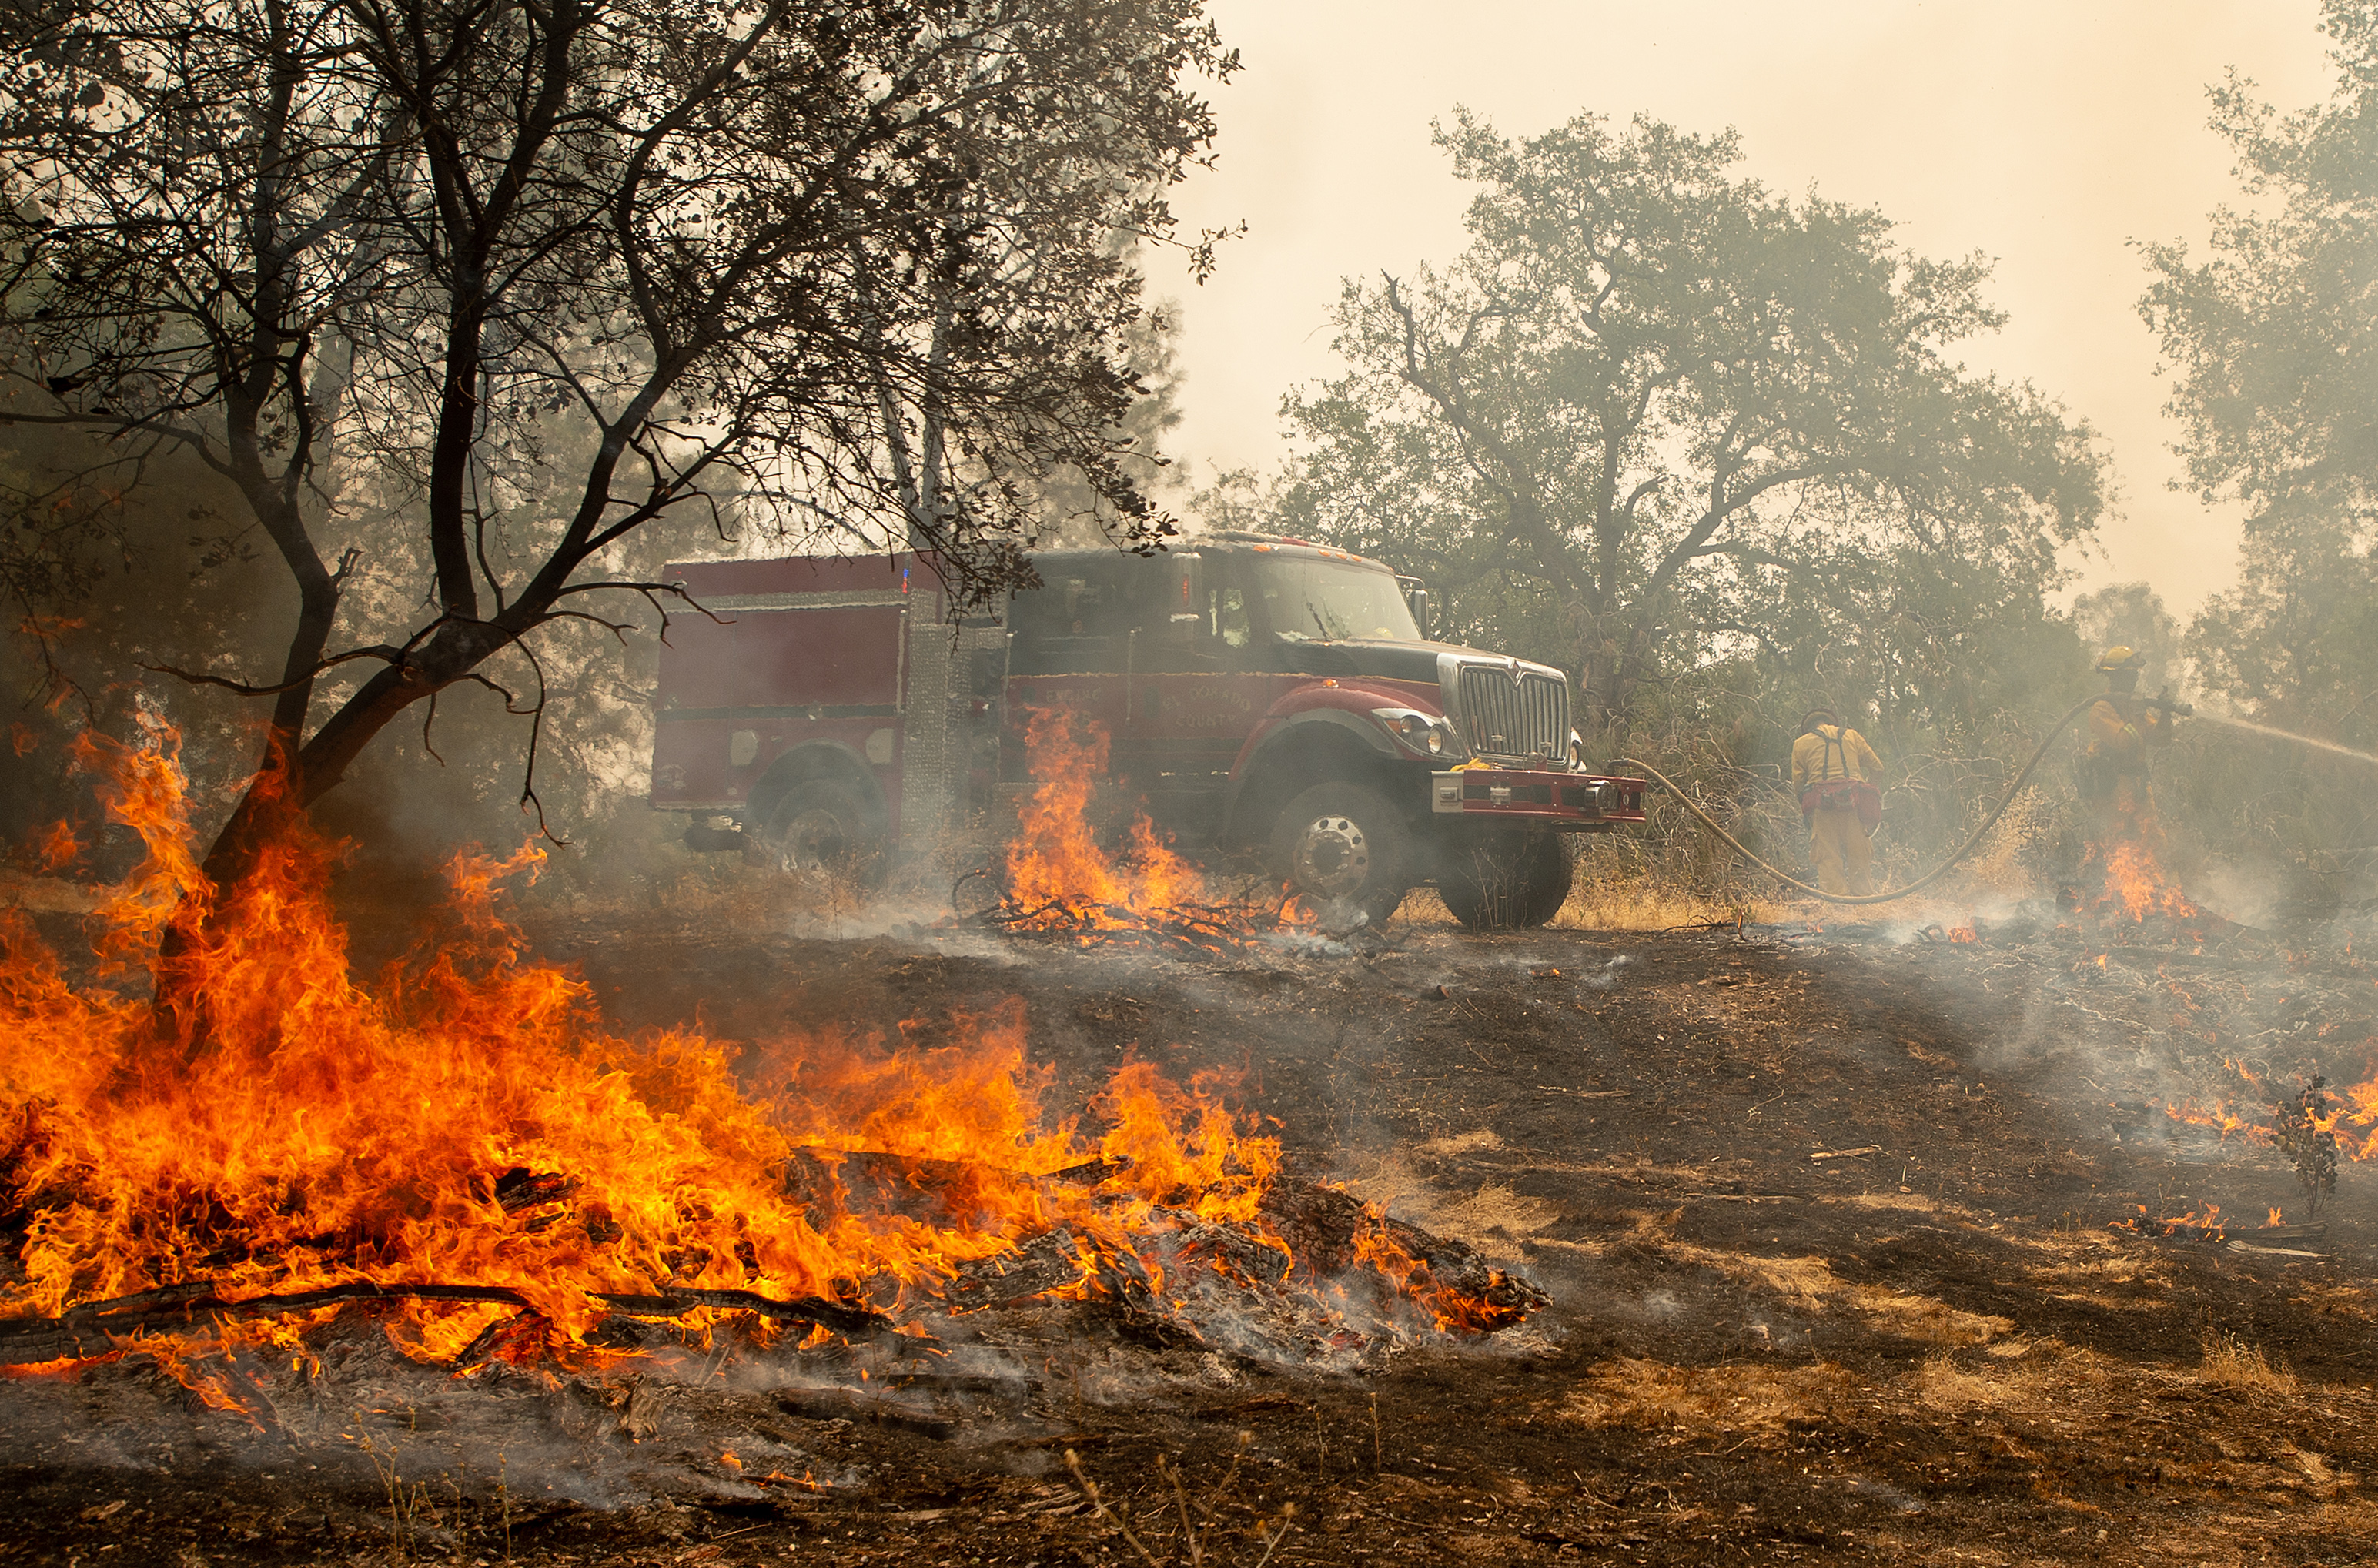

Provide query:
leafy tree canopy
left=1, top=0, right=1233, bottom=885
left=1280, top=109, right=2105, bottom=740
left=2143, top=0, right=2378, bottom=728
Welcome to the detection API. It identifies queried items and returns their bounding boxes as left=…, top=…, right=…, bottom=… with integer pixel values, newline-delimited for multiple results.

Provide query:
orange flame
left=990, top=710, right=1313, bottom=950
left=1, top=722, right=1500, bottom=1400
left=1346, top=1205, right=1531, bottom=1334
left=2162, top=1095, right=2259, bottom=1143
left=2093, top=841, right=2195, bottom=923
left=1002, top=707, right=1202, bottom=927
left=2161, top=1058, right=2378, bottom=1164
left=25, top=821, right=79, bottom=874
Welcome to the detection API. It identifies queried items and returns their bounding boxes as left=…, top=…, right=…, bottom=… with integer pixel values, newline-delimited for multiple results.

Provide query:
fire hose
left=1614, top=693, right=2136, bottom=907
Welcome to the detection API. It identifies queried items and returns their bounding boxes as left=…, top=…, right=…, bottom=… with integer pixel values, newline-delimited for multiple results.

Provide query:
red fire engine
left=649, top=534, right=1646, bottom=929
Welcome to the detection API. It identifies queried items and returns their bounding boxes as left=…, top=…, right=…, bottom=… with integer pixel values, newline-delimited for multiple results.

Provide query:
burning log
left=945, top=1230, right=1089, bottom=1309
left=0, top=1279, right=892, bottom=1369
left=589, top=1289, right=890, bottom=1336
left=778, top=1148, right=1138, bottom=1224
left=1257, top=1179, right=1548, bottom=1332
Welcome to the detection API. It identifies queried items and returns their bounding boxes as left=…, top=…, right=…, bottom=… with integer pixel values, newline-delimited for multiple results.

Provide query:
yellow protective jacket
left=1791, top=725, right=1883, bottom=791
left=2084, top=694, right=2171, bottom=777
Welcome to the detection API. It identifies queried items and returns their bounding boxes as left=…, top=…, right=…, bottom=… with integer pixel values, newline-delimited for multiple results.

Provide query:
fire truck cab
left=650, top=535, right=1646, bottom=929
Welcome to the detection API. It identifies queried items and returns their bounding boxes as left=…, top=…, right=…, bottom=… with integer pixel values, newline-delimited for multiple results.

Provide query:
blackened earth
left=8, top=900, right=2378, bottom=1567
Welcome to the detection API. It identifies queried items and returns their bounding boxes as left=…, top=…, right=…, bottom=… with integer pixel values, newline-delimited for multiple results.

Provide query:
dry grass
left=1343, top=1138, right=1562, bottom=1258
left=1835, top=1191, right=1945, bottom=1214
left=2195, top=1329, right=2300, bottom=1396
left=1849, top=1284, right=2017, bottom=1346
left=1915, top=1351, right=2057, bottom=1413
left=1392, top=887, right=1460, bottom=926
left=1561, top=1357, right=1855, bottom=1435
left=1548, top=871, right=1789, bottom=932
left=1657, top=1241, right=2016, bottom=1346
left=1417, top=1130, right=1503, bottom=1158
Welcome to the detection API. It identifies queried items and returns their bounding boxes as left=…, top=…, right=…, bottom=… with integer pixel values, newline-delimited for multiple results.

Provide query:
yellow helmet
left=2095, top=646, right=2144, bottom=673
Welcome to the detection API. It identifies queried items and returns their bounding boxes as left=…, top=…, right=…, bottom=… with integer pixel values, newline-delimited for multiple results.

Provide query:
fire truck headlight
left=1372, top=707, right=1458, bottom=758
left=1567, top=731, right=1587, bottom=768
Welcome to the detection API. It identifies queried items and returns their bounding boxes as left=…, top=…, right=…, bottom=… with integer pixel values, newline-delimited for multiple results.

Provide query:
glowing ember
left=1, top=722, right=1527, bottom=1408
left=2163, top=1098, right=2261, bottom=1143
left=1348, top=1206, right=1534, bottom=1333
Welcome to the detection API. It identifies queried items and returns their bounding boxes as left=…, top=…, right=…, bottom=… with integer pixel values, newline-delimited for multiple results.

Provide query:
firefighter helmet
left=2095, top=646, right=2145, bottom=673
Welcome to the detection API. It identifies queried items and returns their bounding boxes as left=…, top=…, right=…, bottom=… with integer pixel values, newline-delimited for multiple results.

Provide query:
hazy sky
left=1152, top=2, right=2336, bottom=617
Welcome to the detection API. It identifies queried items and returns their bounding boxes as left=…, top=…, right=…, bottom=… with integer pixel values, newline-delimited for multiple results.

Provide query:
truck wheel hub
left=779, top=807, right=850, bottom=868
left=1291, top=814, right=1371, bottom=898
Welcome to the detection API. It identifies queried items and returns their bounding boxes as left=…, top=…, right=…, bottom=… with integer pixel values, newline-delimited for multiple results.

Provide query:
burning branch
left=962, top=710, right=1352, bottom=958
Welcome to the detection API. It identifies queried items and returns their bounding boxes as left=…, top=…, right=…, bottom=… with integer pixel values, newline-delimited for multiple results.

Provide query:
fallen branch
left=0, top=1280, right=891, bottom=1366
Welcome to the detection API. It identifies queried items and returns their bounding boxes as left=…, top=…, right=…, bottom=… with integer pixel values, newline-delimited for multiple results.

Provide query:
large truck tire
left=750, top=781, right=887, bottom=887
left=1269, top=781, right=1413, bottom=928
left=1440, top=831, right=1573, bottom=931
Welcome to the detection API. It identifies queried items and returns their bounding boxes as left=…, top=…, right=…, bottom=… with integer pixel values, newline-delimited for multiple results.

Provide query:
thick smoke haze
left=1158, top=0, right=2330, bottom=616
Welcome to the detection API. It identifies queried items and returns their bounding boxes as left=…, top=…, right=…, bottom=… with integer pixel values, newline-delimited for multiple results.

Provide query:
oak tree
left=2142, top=0, right=2378, bottom=726
left=1283, top=110, right=2102, bottom=738
left=2, top=0, right=1232, bottom=888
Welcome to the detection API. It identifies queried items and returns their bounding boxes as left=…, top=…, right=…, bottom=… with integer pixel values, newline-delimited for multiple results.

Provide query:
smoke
left=2189, top=857, right=2282, bottom=929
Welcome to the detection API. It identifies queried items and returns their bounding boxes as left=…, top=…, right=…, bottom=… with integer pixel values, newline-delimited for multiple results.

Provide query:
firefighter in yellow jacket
left=2081, top=647, right=2174, bottom=848
left=1791, top=707, right=1885, bottom=896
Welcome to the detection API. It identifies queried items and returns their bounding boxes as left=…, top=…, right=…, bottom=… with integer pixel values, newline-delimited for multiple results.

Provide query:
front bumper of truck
left=1430, top=767, right=1648, bottom=830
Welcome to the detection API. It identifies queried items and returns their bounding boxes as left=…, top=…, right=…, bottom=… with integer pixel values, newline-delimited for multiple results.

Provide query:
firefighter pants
left=1807, top=806, right=1875, bottom=897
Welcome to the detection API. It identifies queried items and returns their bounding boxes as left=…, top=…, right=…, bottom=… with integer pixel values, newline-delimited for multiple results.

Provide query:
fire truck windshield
left=1256, top=557, right=1421, bottom=643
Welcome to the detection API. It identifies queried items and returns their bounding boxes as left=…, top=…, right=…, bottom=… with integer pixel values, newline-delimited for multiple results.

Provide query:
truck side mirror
left=1406, top=587, right=1433, bottom=640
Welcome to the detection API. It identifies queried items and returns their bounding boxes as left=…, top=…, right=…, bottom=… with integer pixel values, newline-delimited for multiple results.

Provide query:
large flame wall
left=0, top=724, right=1281, bottom=1366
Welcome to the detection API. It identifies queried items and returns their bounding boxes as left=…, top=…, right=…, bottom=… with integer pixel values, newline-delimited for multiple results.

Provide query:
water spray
left=2189, top=712, right=2378, bottom=770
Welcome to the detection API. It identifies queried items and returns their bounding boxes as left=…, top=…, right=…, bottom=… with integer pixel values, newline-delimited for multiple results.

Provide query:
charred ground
left=8, top=904, right=2378, bottom=1566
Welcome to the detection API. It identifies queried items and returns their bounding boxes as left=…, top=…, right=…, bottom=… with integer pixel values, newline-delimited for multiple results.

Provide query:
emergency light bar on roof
left=1203, top=529, right=1380, bottom=567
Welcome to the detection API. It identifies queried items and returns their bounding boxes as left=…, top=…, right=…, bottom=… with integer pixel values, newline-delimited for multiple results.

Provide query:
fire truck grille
left=1455, top=665, right=1569, bottom=761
